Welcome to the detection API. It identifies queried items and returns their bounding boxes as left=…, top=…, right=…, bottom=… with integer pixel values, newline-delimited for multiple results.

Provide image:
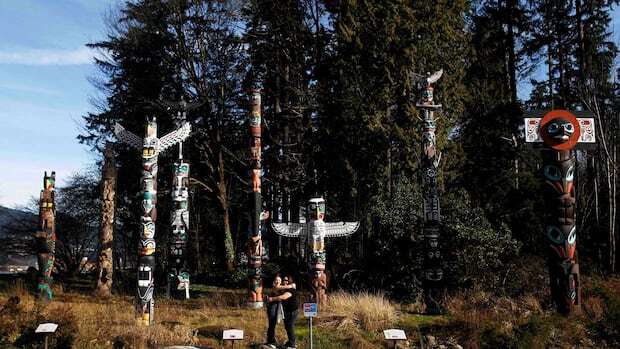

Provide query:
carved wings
left=271, top=222, right=306, bottom=237
left=324, top=222, right=360, bottom=237
left=160, top=122, right=191, bottom=151
left=427, top=69, right=443, bottom=85
left=114, top=123, right=142, bottom=150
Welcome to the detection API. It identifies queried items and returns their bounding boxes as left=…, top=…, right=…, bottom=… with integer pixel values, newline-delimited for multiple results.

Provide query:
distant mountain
left=0, top=206, right=38, bottom=273
left=0, top=205, right=37, bottom=238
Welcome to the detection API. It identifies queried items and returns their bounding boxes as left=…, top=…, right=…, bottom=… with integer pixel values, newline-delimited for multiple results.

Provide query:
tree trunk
left=506, top=0, right=517, bottom=103
left=95, top=146, right=116, bottom=298
left=575, top=0, right=587, bottom=85
left=218, top=141, right=235, bottom=272
left=609, top=150, right=617, bottom=272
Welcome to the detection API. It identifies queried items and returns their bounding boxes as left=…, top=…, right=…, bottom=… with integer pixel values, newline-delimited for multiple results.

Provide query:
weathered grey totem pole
left=167, top=111, right=192, bottom=300
left=272, top=198, right=359, bottom=306
left=247, top=89, right=267, bottom=308
left=95, top=146, right=117, bottom=298
left=114, top=118, right=191, bottom=325
left=35, top=171, right=56, bottom=301
left=524, top=110, right=595, bottom=314
left=416, top=70, right=444, bottom=313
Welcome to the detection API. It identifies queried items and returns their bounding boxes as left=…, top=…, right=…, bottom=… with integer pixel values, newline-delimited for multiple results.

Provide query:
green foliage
left=443, top=189, right=522, bottom=290
left=360, top=176, right=422, bottom=300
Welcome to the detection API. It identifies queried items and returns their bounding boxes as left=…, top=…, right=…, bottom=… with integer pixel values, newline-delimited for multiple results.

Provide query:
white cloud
left=0, top=47, right=96, bottom=65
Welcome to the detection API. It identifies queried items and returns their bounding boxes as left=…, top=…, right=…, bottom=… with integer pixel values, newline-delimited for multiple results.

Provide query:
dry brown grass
left=0, top=289, right=282, bottom=348
left=322, top=291, right=399, bottom=332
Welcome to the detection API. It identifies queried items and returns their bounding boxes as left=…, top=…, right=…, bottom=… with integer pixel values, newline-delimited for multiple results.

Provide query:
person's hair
left=284, top=274, right=294, bottom=283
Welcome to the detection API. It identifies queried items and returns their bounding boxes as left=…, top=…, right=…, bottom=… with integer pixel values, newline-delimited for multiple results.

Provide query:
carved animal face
left=543, top=160, right=575, bottom=196
left=140, top=239, right=156, bottom=256
left=44, top=172, right=56, bottom=191
left=546, top=225, right=577, bottom=260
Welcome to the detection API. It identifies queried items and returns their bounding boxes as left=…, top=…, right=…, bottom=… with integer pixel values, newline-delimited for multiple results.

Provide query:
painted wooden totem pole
left=247, top=89, right=267, bottom=308
left=114, top=117, right=191, bottom=325
left=272, top=198, right=359, bottom=305
left=95, top=145, right=117, bottom=298
left=167, top=111, right=191, bottom=300
left=416, top=70, right=444, bottom=313
left=35, top=171, right=56, bottom=301
left=524, top=110, right=596, bottom=314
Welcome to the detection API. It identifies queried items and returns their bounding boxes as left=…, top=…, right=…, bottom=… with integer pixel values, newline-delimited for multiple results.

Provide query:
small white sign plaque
left=383, top=329, right=407, bottom=340
left=222, top=329, right=244, bottom=340
left=303, top=302, right=318, bottom=317
left=35, top=323, right=58, bottom=334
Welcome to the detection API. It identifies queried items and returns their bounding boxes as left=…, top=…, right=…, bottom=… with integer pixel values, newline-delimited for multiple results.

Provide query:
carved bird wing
left=114, top=123, right=142, bottom=150
left=160, top=122, right=192, bottom=151
left=271, top=222, right=305, bottom=237
left=324, top=222, right=360, bottom=237
left=427, top=69, right=443, bottom=85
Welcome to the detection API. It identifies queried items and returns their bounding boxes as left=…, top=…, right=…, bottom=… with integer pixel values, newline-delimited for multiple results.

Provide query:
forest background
left=39, top=0, right=620, bottom=303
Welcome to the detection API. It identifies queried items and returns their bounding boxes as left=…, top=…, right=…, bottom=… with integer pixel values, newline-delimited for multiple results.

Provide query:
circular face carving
left=540, top=109, right=580, bottom=150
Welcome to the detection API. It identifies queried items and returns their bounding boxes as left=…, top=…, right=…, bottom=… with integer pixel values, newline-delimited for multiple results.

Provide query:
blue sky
left=0, top=2, right=618, bottom=208
left=0, top=1, right=123, bottom=207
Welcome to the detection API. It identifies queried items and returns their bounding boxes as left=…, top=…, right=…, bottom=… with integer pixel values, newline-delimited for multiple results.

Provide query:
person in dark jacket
left=266, top=274, right=298, bottom=349
left=265, top=274, right=282, bottom=348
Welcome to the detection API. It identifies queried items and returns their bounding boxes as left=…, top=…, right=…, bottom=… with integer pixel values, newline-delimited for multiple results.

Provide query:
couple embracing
left=265, top=273, right=298, bottom=349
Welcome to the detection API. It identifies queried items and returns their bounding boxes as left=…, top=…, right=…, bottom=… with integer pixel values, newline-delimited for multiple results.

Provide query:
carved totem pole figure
left=114, top=117, right=191, bottom=325
left=95, top=145, right=117, bottom=298
left=168, top=111, right=191, bottom=300
left=272, top=198, right=359, bottom=306
left=524, top=110, right=596, bottom=314
left=247, top=89, right=267, bottom=308
left=416, top=70, right=444, bottom=313
left=35, top=171, right=56, bottom=301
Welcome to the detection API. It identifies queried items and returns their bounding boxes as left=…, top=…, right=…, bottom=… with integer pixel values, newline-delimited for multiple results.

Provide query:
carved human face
left=308, top=199, right=326, bottom=220
left=422, top=86, right=434, bottom=104
left=545, top=118, right=575, bottom=143
left=539, top=111, right=581, bottom=150
left=425, top=268, right=443, bottom=281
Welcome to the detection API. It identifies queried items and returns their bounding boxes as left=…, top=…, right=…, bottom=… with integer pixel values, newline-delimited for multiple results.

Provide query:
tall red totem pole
left=525, top=109, right=596, bottom=314
left=247, top=89, right=265, bottom=308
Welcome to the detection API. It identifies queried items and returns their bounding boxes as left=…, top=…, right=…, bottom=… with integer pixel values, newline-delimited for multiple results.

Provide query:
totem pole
left=114, top=118, right=191, bottom=325
left=167, top=110, right=191, bottom=300
left=247, top=89, right=268, bottom=308
left=35, top=171, right=56, bottom=301
left=416, top=70, right=444, bottom=314
left=272, top=198, right=359, bottom=306
left=524, top=109, right=596, bottom=314
left=95, top=145, right=117, bottom=298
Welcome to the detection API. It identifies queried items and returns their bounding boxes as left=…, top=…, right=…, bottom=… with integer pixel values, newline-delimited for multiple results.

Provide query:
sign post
left=222, top=329, right=243, bottom=349
left=383, top=329, right=407, bottom=349
left=35, top=323, right=58, bottom=349
left=303, top=302, right=318, bottom=349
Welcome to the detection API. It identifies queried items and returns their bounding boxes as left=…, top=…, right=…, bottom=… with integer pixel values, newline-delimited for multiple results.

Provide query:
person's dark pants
left=266, top=302, right=279, bottom=345
left=283, top=309, right=298, bottom=347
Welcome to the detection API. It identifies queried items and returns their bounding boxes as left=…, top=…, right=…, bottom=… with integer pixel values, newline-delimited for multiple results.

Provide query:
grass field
left=1, top=276, right=619, bottom=348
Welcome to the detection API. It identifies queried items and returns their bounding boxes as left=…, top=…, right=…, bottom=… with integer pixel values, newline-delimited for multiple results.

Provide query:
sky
left=0, top=1, right=123, bottom=208
left=0, top=2, right=618, bottom=208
